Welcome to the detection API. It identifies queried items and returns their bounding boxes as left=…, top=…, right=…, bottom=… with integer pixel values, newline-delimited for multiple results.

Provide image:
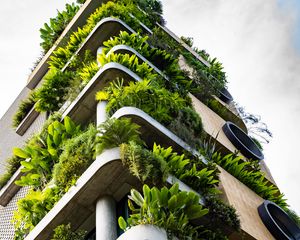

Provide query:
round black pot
left=258, top=200, right=300, bottom=240
left=218, top=88, right=233, bottom=104
left=222, top=121, right=264, bottom=160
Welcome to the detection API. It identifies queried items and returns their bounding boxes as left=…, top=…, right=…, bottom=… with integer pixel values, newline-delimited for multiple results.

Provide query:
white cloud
left=163, top=0, right=300, bottom=213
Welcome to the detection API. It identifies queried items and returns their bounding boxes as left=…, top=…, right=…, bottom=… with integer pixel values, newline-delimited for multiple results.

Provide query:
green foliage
left=211, top=153, right=288, bottom=209
left=40, top=3, right=80, bottom=53
left=102, top=31, right=189, bottom=95
left=134, top=0, right=165, bottom=25
left=120, top=141, right=168, bottom=185
left=34, top=69, right=74, bottom=112
left=153, top=143, right=219, bottom=195
left=0, top=156, right=22, bottom=189
left=119, top=184, right=208, bottom=239
left=204, top=195, right=240, bottom=231
left=53, top=124, right=97, bottom=192
left=14, top=117, right=80, bottom=189
left=51, top=223, right=86, bottom=240
left=13, top=187, right=61, bottom=239
left=167, top=107, right=203, bottom=148
left=96, top=118, right=142, bottom=154
left=49, top=1, right=149, bottom=69
left=12, top=92, right=36, bottom=128
left=96, top=79, right=187, bottom=125
left=98, top=52, right=158, bottom=81
left=120, top=141, right=219, bottom=195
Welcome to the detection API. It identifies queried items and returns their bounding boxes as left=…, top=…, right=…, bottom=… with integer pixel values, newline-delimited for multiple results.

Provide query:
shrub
left=40, top=3, right=80, bottom=53
left=53, top=124, right=97, bottom=192
left=51, top=223, right=86, bottom=240
left=119, top=184, right=208, bottom=239
left=96, top=118, right=142, bottom=154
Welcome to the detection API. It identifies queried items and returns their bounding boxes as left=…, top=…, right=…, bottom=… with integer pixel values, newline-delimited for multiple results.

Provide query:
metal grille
left=0, top=187, right=29, bottom=240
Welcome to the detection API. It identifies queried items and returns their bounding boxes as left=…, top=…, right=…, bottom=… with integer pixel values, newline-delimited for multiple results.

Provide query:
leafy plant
left=51, top=223, right=86, bottom=240
left=0, top=156, right=22, bottom=189
left=40, top=3, right=80, bottom=53
left=167, top=106, right=203, bottom=148
left=49, top=1, right=150, bottom=69
left=96, top=79, right=187, bottom=125
left=14, top=117, right=80, bottom=189
left=13, top=187, right=61, bottom=239
left=34, top=69, right=75, bottom=112
left=119, top=184, right=208, bottom=239
left=211, top=153, right=287, bottom=209
left=53, top=124, right=97, bottom=192
left=204, top=195, right=240, bottom=231
left=120, top=141, right=168, bottom=185
left=12, top=92, right=36, bottom=128
left=96, top=118, right=142, bottom=154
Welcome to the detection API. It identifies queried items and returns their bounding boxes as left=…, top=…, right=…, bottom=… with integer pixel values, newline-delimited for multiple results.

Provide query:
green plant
left=0, top=156, right=22, bottom=189
left=204, top=195, right=240, bottom=231
left=40, top=3, right=80, bottom=53
left=13, top=187, right=61, bottom=239
left=96, top=79, right=187, bottom=125
left=120, top=141, right=168, bottom=185
left=53, top=124, right=97, bottom=192
left=96, top=118, right=142, bottom=154
left=285, top=209, right=300, bottom=227
left=34, top=69, right=75, bottom=112
left=167, top=106, right=203, bottom=148
left=49, top=1, right=150, bottom=69
left=51, top=223, right=87, bottom=240
left=98, top=52, right=159, bottom=82
left=211, top=153, right=287, bottom=209
left=14, top=117, right=80, bottom=189
left=12, top=92, right=36, bottom=128
left=118, top=184, right=208, bottom=239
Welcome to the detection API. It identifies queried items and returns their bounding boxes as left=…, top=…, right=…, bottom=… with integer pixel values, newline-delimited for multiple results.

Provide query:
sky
left=0, top=0, right=299, bottom=215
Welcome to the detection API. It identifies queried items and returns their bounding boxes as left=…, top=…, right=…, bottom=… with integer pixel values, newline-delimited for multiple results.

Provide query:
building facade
left=0, top=0, right=299, bottom=239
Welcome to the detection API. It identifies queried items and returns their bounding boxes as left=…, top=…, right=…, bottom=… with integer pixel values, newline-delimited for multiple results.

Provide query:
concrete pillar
left=97, top=46, right=104, bottom=67
left=96, top=195, right=117, bottom=240
left=97, top=101, right=108, bottom=126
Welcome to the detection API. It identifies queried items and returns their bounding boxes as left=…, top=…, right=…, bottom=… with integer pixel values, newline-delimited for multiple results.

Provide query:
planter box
left=15, top=107, right=39, bottom=136
left=0, top=167, right=24, bottom=206
left=117, top=225, right=169, bottom=240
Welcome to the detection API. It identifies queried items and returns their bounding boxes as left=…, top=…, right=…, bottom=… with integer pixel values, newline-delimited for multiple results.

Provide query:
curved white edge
left=62, top=17, right=137, bottom=72
left=166, top=175, right=205, bottom=205
left=107, top=44, right=168, bottom=80
left=24, top=147, right=121, bottom=240
left=61, top=62, right=142, bottom=119
left=15, top=107, right=39, bottom=136
left=111, top=106, right=208, bottom=164
left=25, top=147, right=206, bottom=240
left=0, top=167, right=24, bottom=206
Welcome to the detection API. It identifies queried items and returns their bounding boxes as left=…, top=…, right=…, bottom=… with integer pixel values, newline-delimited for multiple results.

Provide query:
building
left=0, top=0, right=299, bottom=239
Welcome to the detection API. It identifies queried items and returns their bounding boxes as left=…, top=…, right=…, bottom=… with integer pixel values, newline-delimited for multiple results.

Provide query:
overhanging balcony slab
left=112, top=106, right=203, bottom=160
left=15, top=107, right=39, bottom=136
left=62, top=17, right=136, bottom=72
left=62, top=62, right=141, bottom=124
left=24, top=148, right=140, bottom=240
left=27, top=0, right=107, bottom=89
left=0, top=167, right=24, bottom=206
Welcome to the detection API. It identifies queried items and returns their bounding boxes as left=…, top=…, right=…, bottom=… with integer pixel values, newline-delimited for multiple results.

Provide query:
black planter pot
left=258, top=200, right=300, bottom=240
left=222, top=121, right=264, bottom=160
left=219, top=88, right=233, bottom=104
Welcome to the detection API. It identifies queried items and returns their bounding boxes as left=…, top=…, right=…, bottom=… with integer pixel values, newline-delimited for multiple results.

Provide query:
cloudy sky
left=0, top=0, right=299, bottom=215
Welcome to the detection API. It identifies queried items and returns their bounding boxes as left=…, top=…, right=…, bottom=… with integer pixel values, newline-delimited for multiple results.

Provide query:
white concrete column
left=97, top=101, right=108, bottom=126
left=96, top=195, right=117, bottom=240
left=97, top=46, right=104, bottom=67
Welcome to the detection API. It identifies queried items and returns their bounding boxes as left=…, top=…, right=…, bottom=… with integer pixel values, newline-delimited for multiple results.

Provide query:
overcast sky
left=0, top=0, right=299, bottom=215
